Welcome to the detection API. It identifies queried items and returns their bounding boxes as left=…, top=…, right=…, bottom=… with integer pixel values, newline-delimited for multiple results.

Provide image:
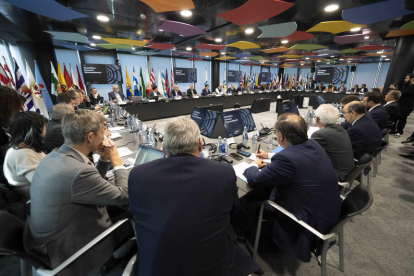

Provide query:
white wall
left=55, top=48, right=85, bottom=91
left=194, top=60, right=211, bottom=94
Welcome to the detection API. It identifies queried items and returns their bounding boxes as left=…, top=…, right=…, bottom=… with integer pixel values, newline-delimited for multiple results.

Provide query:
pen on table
left=257, top=144, right=261, bottom=154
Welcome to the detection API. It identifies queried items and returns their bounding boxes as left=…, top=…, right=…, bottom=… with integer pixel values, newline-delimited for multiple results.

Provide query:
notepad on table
left=233, top=162, right=252, bottom=183
left=249, top=154, right=271, bottom=163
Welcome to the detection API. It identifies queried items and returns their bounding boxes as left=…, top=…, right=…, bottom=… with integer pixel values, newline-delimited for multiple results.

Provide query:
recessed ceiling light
left=132, top=47, right=136, bottom=50
left=90, top=43, right=96, bottom=46
left=281, top=40, right=288, bottom=44
left=215, top=38, right=222, bottom=43
left=245, top=28, right=254, bottom=34
left=350, top=27, right=361, bottom=32
left=221, top=52, right=226, bottom=55
left=159, top=29, right=164, bottom=32
left=377, top=51, right=384, bottom=54
left=92, top=35, right=101, bottom=40
left=186, top=47, right=192, bottom=51
left=324, top=4, right=339, bottom=12
left=385, top=58, right=390, bottom=61
left=381, top=55, right=386, bottom=57
left=97, top=15, right=109, bottom=22
left=339, top=58, right=344, bottom=60
left=305, top=57, right=310, bottom=60
left=364, top=36, right=369, bottom=39
left=347, top=60, right=351, bottom=62
left=181, top=10, right=192, bottom=17
left=140, top=13, right=146, bottom=19
left=330, top=55, right=335, bottom=57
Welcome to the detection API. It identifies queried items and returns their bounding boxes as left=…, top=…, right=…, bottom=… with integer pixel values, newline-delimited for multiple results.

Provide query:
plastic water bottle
left=252, top=128, right=258, bottom=151
left=148, top=128, right=155, bottom=146
left=127, top=114, right=132, bottom=129
left=110, top=109, right=115, bottom=126
left=217, top=136, right=223, bottom=157
left=242, top=127, right=248, bottom=145
left=310, top=110, right=315, bottom=126
left=305, top=110, right=311, bottom=124
left=222, top=138, right=228, bottom=157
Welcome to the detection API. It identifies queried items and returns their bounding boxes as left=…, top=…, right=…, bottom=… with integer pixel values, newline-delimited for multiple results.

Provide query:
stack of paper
left=249, top=154, right=271, bottom=163
left=118, top=147, right=134, bottom=157
left=233, top=162, right=251, bottom=182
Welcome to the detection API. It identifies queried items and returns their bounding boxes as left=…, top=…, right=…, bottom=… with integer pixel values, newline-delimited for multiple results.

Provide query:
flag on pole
left=57, top=63, right=67, bottom=92
left=35, top=61, right=54, bottom=112
left=2, top=56, right=15, bottom=90
left=165, top=69, right=170, bottom=97
left=139, top=67, right=146, bottom=99
left=14, top=58, right=34, bottom=111
left=51, top=62, right=62, bottom=96
left=76, top=65, right=85, bottom=91
left=241, top=72, right=245, bottom=86
left=204, top=69, right=208, bottom=86
left=133, top=67, right=140, bottom=96
left=150, top=68, right=156, bottom=86
left=157, top=69, right=164, bottom=97
left=171, top=68, right=174, bottom=87
left=145, top=67, right=151, bottom=97
left=161, top=69, right=167, bottom=97
left=0, top=64, right=11, bottom=87
left=289, top=74, right=292, bottom=89
left=25, top=60, right=49, bottom=118
left=223, top=68, right=227, bottom=90
left=255, top=73, right=259, bottom=87
left=63, top=64, right=73, bottom=88
left=125, top=67, right=133, bottom=98
left=70, top=64, right=79, bottom=88
left=245, top=73, right=249, bottom=88
left=292, top=74, right=296, bottom=86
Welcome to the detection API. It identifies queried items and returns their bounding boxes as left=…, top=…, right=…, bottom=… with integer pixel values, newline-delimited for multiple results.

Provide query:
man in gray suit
left=312, top=104, right=354, bottom=181
left=24, top=110, right=130, bottom=275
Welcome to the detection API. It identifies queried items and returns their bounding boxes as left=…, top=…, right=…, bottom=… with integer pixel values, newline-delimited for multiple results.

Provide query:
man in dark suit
left=237, top=83, right=245, bottom=93
left=170, top=85, right=182, bottom=98
left=148, top=85, right=162, bottom=97
left=227, top=84, right=238, bottom=95
left=338, top=82, right=346, bottom=93
left=316, top=83, right=325, bottom=91
left=351, top=84, right=360, bottom=94
left=343, top=101, right=382, bottom=159
left=390, top=73, right=414, bottom=137
left=308, top=78, right=315, bottom=89
left=340, top=95, right=364, bottom=130
left=77, top=89, right=92, bottom=109
left=363, top=92, right=389, bottom=130
left=128, top=117, right=262, bottom=276
left=360, top=84, right=368, bottom=93
left=312, top=104, right=354, bottom=181
left=237, top=114, right=341, bottom=262
left=186, top=84, right=197, bottom=98
left=201, top=84, right=211, bottom=96
left=89, top=87, right=104, bottom=105
left=384, top=89, right=401, bottom=127
left=44, top=104, right=74, bottom=153
left=56, top=90, right=77, bottom=109
left=108, top=85, right=126, bottom=102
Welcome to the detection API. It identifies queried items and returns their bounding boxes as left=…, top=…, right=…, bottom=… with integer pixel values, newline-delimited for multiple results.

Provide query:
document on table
left=118, top=147, right=134, bottom=157
left=110, top=132, right=122, bottom=139
left=108, top=126, right=124, bottom=132
left=233, top=162, right=252, bottom=183
left=249, top=154, right=271, bottom=163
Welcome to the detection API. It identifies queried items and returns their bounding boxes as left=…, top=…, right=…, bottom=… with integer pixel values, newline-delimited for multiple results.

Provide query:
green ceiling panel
left=290, top=44, right=327, bottom=50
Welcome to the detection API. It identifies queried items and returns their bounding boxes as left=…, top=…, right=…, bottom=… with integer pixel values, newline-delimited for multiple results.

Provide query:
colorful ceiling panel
left=257, top=22, right=297, bottom=38
left=333, top=34, right=366, bottom=44
left=199, top=52, right=219, bottom=57
left=158, top=20, right=206, bottom=36
left=261, top=47, right=289, bottom=53
left=60, top=45, right=97, bottom=51
left=217, top=0, right=294, bottom=26
left=188, top=58, right=203, bottom=61
left=215, top=56, right=236, bottom=60
left=353, top=45, right=393, bottom=51
left=290, top=44, right=327, bottom=50
left=172, top=51, right=194, bottom=56
left=227, top=41, right=260, bottom=50
left=194, top=44, right=226, bottom=50
left=400, top=20, right=414, bottom=30
left=306, top=21, right=366, bottom=34
left=280, top=31, right=315, bottom=43
left=386, top=29, right=414, bottom=37
left=141, top=0, right=195, bottom=13
left=44, top=31, right=88, bottom=43
left=102, top=38, right=147, bottom=47
left=300, top=52, right=318, bottom=56
left=248, top=56, right=264, bottom=60
left=96, top=44, right=133, bottom=49
left=145, top=43, right=175, bottom=50
left=364, top=52, right=393, bottom=56
left=340, top=49, right=361, bottom=54
left=278, top=55, right=302, bottom=58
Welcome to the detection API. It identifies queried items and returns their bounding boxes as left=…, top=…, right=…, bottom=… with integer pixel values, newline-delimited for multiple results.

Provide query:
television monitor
left=190, top=107, right=220, bottom=137
left=82, top=64, right=123, bottom=84
left=134, top=144, right=165, bottom=166
left=223, top=108, right=256, bottom=137
left=316, top=96, right=326, bottom=106
left=280, top=100, right=300, bottom=115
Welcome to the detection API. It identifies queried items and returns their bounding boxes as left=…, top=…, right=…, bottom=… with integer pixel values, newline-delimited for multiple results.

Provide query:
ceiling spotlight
left=92, top=35, right=101, bottom=40
left=132, top=47, right=136, bottom=50
left=90, top=43, right=96, bottom=46
left=385, top=58, right=390, bottom=61
left=324, top=4, right=339, bottom=12
left=245, top=28, right=254, bottom=34
left=215, top=38, right=223, bottom=43
left=140, top=13, right=146, bottom=19
left=159, top=29, right=164, bottom=32
left=97, top=15, right=109, bottom=22
left=347, top=60, right=351, bottom=62
left=186, top=47, right=192, bottom=51
left=330, top=55, right=335, bottom=57
left=339, top=58, right=344, bottom=60
left=377, top=51, right=384, bottom=54
left=381, top=55, right=386, bottom=57
left=350, top=27, right=361, bottom=32
left=364, top=36, right=369, bottom=39
left=305, top=57, right=310, bottom=60
left=221, top=52, right=226, bottom=55
left=281, top=40, right=289, bottom=44
left=181, top=10, right=192, bottom=17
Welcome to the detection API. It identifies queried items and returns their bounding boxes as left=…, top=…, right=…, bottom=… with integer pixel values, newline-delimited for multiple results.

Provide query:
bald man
left=108, top=84, right=126, bottom=102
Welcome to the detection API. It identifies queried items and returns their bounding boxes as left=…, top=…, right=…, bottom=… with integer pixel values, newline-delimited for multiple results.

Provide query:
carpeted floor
left=1, top=102, right=414, bottom=276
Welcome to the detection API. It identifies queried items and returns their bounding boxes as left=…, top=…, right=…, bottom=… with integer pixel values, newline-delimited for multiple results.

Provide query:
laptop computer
left=129, top=96, right=143, bottom=102
left=149, top=95, right=159, bottom=101
left=133, top=144, right=165, bottom=166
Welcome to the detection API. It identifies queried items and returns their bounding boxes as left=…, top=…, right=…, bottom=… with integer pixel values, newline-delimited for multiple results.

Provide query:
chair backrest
left=330, top=184, right=373, bottom=234
left=371, top=140, right=389, bottom=158
left=343, top=153, right=374, bottom=185
left=0, top=210, right=25, bottom=255
left=381, top=128, right=391, bottom=138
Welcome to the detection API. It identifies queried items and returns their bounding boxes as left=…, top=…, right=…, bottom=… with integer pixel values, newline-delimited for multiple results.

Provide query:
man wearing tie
left=201, top=84, right=211, bottom=96
left=170, top=85, right=182, bottom=98
left=108, top=85, right=126, bottom=102
left=186, top=84, right=197, bottom=98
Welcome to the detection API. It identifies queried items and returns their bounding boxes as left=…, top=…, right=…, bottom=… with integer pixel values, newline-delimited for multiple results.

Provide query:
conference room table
left=123, top=90, right=355, bottom=121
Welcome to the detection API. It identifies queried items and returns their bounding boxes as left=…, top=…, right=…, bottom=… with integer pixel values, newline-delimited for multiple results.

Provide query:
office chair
left=338, top=153, right=374, bottom=194
left=251, top=184, right=373, bottom=276
left=371, top=141, right=389, bottom=177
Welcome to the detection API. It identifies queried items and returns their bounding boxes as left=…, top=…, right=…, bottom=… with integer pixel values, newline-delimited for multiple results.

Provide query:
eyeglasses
left=342, top=111, right=353, bottom=114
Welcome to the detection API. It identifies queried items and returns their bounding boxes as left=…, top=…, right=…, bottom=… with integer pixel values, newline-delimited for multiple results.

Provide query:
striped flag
left=0, top=64, right=11, bottom=86
left=63, top=64, right=73, bottom=88
left=133, top=67, right=140, bottom=96
left=70, top=64, right=79, bottom=88
left=150, top=68, right=156, bottom=85
left=223, top=68, right=227, bottom=90
left=51, top=62, right=62, bottom=96
left=165, top=69, right=170, bottom=97
left=76, top=65, right=85, bottom=91
left=157, top=69, right=164, bottom=97
left=161, top=69, right=167, bottom=97
left=25, top=60, right=49, bottom=118
left=204, top=69, right=208, bottom=86
left=2, top=56, right=15, bottom=90
left=241, top=72, right=245, bottom=86
left=35, top=60, right=54, bottom=112
left=14, top=58, right=34, bottom=111
left=171, top=68, right=175, bottom=87
left=139, top=67, right=146, bottom=99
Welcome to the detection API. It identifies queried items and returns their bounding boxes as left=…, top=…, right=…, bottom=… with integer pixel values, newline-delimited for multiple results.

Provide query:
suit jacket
left=338, top=86, right=347, bottom=93
left=24, top=145, right=129, bottom=275
left=237, top=87, right=245, bottom=92
left=347, top=114, right=382, bottom=159
left=398, top=84, right=414, bottom=108
left=311, top=124, right=355, bottom=181
left=89, top=94, right=103, bottom=105
left=309, top=81, right=315, bottom=89
left=148, top=91, right=161, bottom=97
left=351, top=88, right=360, bottom=93
left=384, top=101, right=400, bottom=122
left=129, top=153, right=260, bottom=276
left=43, top=120, right=64, bottom=154
left=316, top=86, right=325, bottom=91
left=340, top=110, right=372, bottom=130
left=360, top=88, right=368, bottom=93
left=201, top=88, right=211, bottom=96
left=108, top=91, right=126, bottom=101
left=227, top=88, right=237, bottom=95
left=244, top=139, right=341, bottom=262
left=186, top=89, right=197, bottom=98
left=78, top=100, right=91, bottom=109
left=170, top=89, right=181, bottom=98
left=369, top=105, right=389, bottom=130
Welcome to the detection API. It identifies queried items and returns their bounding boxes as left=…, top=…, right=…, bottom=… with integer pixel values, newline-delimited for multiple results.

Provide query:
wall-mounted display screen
left=174, top=67, right=197, bottom=83
left=82, top=64, right=123, bottom=84
left=228, top=70, right=242, bottom=83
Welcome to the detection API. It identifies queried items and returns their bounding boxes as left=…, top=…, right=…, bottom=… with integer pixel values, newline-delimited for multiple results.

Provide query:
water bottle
left=242, top=127, right=248, bottom=145
left=310, top=110, right=315, bottom=126
left=217, top=136, right=223, bottom=157
left=148, top=128, right=155, bottom=146
left=127, top=114, right=132, bottom=129
left=252, top=128, right=258, bottom=152
left=110, top=109, right=115, bottom=127
left=305, top=110, right=310, bottom=124
left=222, top=138, right=228, bottom=157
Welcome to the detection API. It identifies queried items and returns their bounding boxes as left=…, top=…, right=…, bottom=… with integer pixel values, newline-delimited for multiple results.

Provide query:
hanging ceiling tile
left=199, top=52, right=219, bottom=57
left=215, top=56, right=236, bottom=60
left=306, top=21, right=366, bottom=34
left=44, top=31, right=88, bottom=43
left=158, top=20, right=206, bottom=36
left=353, top=45, right=393, bottom=51
left=145, top=43, right=175, bottom=50
left=257, top=22, right=297, bottom=38
left=96, top=44, right=133, bottom=49
left=261, top=47, right=289, bottom=53
left=141, top=0, right=195, bottom=13
left=194, top=44, right=226, bottom=50
left=102, top=38, right=147, bottom=47
left=290, top=44, right=327, bottom=50
left=333, top=34, right=366, bottom=44
left=60, top=45, right=98, bottom=51
left=227, top=41, right=260, bottom=50
left=386, top=29, right=414, bottom=37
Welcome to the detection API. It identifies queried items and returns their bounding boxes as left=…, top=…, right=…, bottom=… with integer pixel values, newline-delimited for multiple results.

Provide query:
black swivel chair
left=0, top=210, right=130, bottom=276
left=251, top=184, right=373, bottom=276
left=338, top=153, right=374, bottom=194
left=371, top=141, right=389, bottom=177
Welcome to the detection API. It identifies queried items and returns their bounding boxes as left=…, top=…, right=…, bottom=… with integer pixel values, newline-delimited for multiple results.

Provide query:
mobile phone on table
left=236, top=149, right=251, bottom=157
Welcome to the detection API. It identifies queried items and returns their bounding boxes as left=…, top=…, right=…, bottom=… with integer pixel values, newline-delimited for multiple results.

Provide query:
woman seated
left=3, top=111, right=47, bottom=198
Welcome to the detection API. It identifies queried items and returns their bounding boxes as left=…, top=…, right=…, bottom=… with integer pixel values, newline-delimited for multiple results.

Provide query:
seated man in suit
left=308, top=78, right=315, bottom=90
left=338, top=82, right=346, bottom=93
left=44, top=104, right=74, bottom=154
left=89, top=87, right=104, bottom=105
left=186, top=84, right=197, bottom=98
left=24, top=110, right=131, bottom=275
left=360, top=84, right=368, bottom=93
left=340, top=95, right=365, bottom=130
left=237, top=83, right=245, bottom=93
left=312, top=104, right=354, bottom=181
left=235, top=113, right=341, bottom=263
left=331, top=82, right=337, bottom=91
left=170, top=85, right=182, bottom=98
left=227, top=84, right=238, bottom=95
left=56, top=90, right=77, bottom=109
left=215, top=84, right=223, bottom=95
left=384, top=89, right=401, bottom=123
left=201, top=84, right=211, bottom=96
left=128, top=117, right=262, bottom=276
left=149, top=85, right=162, bottom=97
left=343, top=101, right=382, bottom=159
left=351, top=84, right=360, bottom=94
left=108, top=84, right=126, bottom=102
left=77, top=89, right=92, bottom=109
left=316, top=83, right=325, bottom=91
left=363, top=92, right=389, bottom=130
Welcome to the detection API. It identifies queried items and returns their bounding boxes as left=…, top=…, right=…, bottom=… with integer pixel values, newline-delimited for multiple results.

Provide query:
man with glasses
left=108, top=84, right=126, bottom=102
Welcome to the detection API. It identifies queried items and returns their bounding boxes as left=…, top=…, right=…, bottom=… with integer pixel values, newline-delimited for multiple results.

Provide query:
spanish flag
left=57, top=62, right=67, bottom=92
